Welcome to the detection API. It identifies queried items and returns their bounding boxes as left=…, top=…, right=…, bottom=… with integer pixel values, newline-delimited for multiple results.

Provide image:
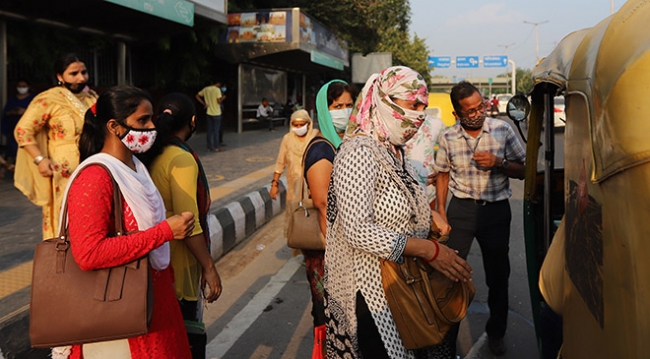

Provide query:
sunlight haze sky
left=409, top=0, right=624, bottom=79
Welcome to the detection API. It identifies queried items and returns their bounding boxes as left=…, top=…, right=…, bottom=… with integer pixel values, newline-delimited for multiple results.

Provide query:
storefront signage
left=300, top=13, right=348, bottom=65
left=105, top=0, right=195, bottom=26
left=225, top=11, right=291, bottom=43
left=311, top=50, right=345, bottom=71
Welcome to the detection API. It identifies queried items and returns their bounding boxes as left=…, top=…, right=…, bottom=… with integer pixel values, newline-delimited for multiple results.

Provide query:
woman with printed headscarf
left=323, top=66, right=473, bottom=359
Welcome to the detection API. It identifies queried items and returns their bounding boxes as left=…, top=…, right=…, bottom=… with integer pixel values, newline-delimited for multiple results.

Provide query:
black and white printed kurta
left=323, top=135, right=432, bottom=359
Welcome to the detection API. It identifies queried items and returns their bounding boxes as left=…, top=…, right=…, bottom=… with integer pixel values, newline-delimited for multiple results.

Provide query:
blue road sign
left=483, top=55, right=509, bottom=68
left=428, top=56, right=451, bottom=68
left=456, top=56, right=479, bottom=68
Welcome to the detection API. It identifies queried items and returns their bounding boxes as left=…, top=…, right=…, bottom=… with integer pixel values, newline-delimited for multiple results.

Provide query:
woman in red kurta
left=54, top=86, right=195, bottom=359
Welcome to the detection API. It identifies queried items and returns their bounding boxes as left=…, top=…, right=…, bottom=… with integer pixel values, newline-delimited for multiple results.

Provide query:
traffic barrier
left=207, top=178, right=287, bottom=261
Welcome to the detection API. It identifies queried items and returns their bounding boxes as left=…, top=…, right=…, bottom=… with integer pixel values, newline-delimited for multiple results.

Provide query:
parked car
left=553, top=96, right=565, bottom=127
left=497, top=94, right=513, bottom=114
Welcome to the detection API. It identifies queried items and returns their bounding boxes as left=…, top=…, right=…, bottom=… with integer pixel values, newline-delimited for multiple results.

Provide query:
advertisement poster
left=226, top=11, right=289, bottom=43
left=304, top=14, right=348, bottom=63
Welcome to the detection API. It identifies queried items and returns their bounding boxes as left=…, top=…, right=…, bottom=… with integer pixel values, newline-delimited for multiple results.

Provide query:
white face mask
left=291, top=124, right=309, bottom=137
left=329, top=108, right=352, bottom=132
left=16, top=87, right=29, bottom=95
left=119, top=124, right=158, bottom=153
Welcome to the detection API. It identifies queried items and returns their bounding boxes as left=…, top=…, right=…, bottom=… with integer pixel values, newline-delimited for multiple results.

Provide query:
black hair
left=16, top=79, right=30, bottom=86
left=450, top=81, right=481, bottom=114
left=79, top=86, right=152, bottom=161
left=327, top=82, right=357, bottom=106
left=54, top=53, right=85, bottom=77
left=137, top=92, right=196, bottom=167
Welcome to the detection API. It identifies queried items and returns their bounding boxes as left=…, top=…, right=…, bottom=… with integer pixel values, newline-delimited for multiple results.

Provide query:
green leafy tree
left=497, top=68, right=534, bottom=95
left=515, top=68, right=533, bottom=95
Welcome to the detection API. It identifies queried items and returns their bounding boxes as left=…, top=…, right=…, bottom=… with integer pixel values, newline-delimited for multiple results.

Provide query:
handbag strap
left=58, top=163, right=125, bottom=239
left=299, top=137, right=336, bottom=202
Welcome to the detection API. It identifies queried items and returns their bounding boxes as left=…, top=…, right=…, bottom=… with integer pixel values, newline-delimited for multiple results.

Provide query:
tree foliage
left=497, top=68, right=534, bottom=95
left=515, top=68, right=534, bottom=95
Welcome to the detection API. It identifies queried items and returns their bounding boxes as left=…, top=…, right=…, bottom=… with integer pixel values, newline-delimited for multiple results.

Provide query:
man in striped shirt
left=434, top=81, right=526, bottom=356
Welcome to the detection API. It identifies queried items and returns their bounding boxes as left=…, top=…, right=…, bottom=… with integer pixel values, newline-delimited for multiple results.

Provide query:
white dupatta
left=58, top=152, right=170, bottom=270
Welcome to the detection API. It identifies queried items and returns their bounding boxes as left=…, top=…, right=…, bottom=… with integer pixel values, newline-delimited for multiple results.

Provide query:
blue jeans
left=206, top=115, right=221, bottom=150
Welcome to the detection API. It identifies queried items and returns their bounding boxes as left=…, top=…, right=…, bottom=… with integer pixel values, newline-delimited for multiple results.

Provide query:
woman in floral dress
left=14, top=53, right=97, bottom=239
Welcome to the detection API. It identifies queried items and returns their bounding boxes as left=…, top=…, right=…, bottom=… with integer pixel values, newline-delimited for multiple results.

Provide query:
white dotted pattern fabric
left=324, top=136, right=430, bottom=358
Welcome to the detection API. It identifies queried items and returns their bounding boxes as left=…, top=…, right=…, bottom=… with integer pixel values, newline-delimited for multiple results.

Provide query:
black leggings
left=356, top=291, right=390, bottom=359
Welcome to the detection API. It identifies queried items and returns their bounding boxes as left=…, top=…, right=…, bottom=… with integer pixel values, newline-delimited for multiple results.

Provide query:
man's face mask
left=458, top=102, right=487, bottom=130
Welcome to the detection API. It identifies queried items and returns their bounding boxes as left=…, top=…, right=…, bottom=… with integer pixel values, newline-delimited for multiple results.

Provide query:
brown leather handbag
left=286, top=177, right=325, bottom=250
left=286, top=138, right=334, bottom=250
left=381, top=229, right=475, bottom=350
left=30, top=165, right=153, bottom=348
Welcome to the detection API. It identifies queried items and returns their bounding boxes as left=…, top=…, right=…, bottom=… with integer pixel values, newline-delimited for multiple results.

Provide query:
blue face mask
left=221, top=87, right=227, bottom=93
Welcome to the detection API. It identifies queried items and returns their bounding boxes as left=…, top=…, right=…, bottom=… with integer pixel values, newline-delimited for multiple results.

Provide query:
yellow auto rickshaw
left=426, top=92, right=456, bottom=127
left=507, top=1, right=650, bottom=357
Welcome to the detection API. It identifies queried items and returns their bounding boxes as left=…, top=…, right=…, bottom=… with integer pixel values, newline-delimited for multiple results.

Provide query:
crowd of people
left=5, top=53, right=224, bottom=359
left=3, top=53, right=525, bottom=358
left=269, top=67, right=525, bottom=358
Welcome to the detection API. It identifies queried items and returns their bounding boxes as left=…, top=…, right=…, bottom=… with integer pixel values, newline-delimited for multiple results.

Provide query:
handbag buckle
left=299, top=201, right=310, bottom=217
left=55, top=239, right=69, bottom=251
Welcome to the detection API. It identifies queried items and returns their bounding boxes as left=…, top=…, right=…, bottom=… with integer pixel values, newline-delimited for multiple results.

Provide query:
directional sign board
left=483, top=55, right=509, bottom=68
left=428, top=56, right=451, bottom=68
left=456, top=56, right=479, bottom=68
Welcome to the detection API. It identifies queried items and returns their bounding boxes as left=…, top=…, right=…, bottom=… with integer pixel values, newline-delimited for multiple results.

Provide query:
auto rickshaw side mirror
left=506, top=94, right=531, bottom=122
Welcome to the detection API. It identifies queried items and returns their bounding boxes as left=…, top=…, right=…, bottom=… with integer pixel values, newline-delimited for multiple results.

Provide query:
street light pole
left=524, top=20, right=549, bottom=63
left=509, top=59, right=516, bottom=94
left=498, top=43, right=515, bottom=56
left=498, top=43, right=515, bottom=93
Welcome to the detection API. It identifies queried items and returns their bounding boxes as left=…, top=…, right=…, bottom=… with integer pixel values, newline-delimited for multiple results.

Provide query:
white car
left=554, top=96, right=566, bottom=127
left=497, top=94, right=513, bottom=114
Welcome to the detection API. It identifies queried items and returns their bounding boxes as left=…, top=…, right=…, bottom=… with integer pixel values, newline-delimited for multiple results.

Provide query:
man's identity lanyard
left=464, top=135, right=481, bottom=154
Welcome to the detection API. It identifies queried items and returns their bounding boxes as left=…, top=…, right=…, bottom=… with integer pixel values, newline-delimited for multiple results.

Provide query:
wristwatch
left=34, top=155, right=45, bottom=165
left=501, top=158, right=509, bottom=169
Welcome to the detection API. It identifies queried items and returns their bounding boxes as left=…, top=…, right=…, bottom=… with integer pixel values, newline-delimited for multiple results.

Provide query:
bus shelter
left=214, top=8, right=349, bottom=133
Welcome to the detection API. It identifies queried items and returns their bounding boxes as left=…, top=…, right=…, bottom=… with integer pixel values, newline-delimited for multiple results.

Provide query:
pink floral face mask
left=119, top=124, right=157, bottom=153
left=348, top=66, right=428, bottom=147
